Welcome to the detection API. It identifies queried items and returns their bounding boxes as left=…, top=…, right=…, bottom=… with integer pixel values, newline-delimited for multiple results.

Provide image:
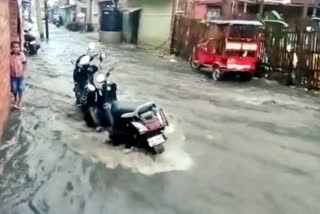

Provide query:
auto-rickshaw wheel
left=255, top=61, right=263, bottom=78
left=240, top=73, right=252, bottom=82
left=212, top=67, right=222, bottom=81
left=290, top=70, right=297, bottom=85
left=189, top=56, right=201, bottom=70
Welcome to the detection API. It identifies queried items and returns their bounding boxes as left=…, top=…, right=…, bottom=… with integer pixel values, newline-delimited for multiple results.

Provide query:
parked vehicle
left=24, top=28, right=40, bottom=55
left=53, top=15, right=63, bottom=27
left=71, top=43, right=169, bottom=154
left=189, top=20, right=264, bottom=81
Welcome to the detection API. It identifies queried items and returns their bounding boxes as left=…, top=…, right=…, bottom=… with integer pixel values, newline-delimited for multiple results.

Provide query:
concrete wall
left=128, top=0, right=173, bottom=47
left=194, top=4, right=208, bottom=19
left=0, top=0, right=12, bottom=137
left=91, top=0, right=99, bottom=29
left=85, top=0, right=99, bottom=29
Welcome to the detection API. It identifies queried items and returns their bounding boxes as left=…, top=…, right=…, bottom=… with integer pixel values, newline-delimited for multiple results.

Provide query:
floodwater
left=1, top=27, right=320, bottom=214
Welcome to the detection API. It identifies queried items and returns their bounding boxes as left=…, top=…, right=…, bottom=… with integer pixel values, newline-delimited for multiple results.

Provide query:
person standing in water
left=10, top=41, right=27, bottom=110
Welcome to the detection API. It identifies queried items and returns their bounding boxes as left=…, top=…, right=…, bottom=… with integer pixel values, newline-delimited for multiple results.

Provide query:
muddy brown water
left=1, top=27, right=320, bottom=214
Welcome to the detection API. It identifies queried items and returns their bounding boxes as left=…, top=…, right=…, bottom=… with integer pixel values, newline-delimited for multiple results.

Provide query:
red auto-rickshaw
left=189, top=20, right=264, bottom=81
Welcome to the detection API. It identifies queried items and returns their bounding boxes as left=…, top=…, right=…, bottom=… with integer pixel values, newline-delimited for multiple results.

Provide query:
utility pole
left=259, top=0, right=265, bottom=20
left=35, top=0, right=44, bottom=39
left=44, top=0, right=49, bottom=40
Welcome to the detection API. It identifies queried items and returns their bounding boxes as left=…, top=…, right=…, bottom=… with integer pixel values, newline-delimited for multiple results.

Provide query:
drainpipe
left=175, top=0, right=180, bottom=12
left=244, top=2, right=247, bottom=14
left=231, top=1, right=236, bottom=17
left=87, top=0, right=92, bottom=24
left=259, top=0, right=264, bottom=20
left=44, top=0, right=49, bottom=40
left=313, top=0, right=318, bottom=17
left=17, top=0, right=24, bottom=48
left=302, top=1, right=308, bottom=18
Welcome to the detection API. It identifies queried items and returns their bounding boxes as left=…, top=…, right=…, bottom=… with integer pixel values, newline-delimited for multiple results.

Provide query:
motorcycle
left=53, top=15, right=63, bottom=27
left=71, top=43, right=169, bottom=154
left=24, top=28, right=40, bottom=55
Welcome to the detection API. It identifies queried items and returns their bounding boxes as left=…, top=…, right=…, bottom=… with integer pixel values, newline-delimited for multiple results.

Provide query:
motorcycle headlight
left=87, top=83, right=95, bottom=91
left=96, top=73, right=105, bottom=83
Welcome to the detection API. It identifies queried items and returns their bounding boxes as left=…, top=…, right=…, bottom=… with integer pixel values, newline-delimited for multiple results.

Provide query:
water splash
left=70, top=120, right=193, bottom=175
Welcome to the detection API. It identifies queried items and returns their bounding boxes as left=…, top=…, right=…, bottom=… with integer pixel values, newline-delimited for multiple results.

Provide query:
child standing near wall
left=10, top=41, right=27, bottom=110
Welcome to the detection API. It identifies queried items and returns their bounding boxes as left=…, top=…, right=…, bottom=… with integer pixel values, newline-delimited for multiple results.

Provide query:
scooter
left=53, top=15, right=63, bottom=27
left=24, top=28, right=40, bottom=55
left=71, top=43, right=169, bottom=154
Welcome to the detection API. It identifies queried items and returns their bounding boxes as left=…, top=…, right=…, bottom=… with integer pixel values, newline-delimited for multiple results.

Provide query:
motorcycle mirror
left=88, top=42, right=96, bottom=51
left=100, top=52, right=106, bottom=62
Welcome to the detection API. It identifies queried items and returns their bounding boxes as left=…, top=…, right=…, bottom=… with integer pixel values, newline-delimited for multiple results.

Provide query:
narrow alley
left=1, top=27, right=320, bottom=214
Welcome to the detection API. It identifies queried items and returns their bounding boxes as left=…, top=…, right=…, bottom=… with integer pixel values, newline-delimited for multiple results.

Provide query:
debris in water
left=169, top=55, right=177, bottom=63
left=123, top=147, right=134, bottom=154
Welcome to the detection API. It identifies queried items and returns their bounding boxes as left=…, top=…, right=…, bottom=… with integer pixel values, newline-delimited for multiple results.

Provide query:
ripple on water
left=235, top=93, right=320, bottom=110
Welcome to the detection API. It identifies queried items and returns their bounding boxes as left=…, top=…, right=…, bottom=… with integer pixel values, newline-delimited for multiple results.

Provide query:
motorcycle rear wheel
left=150, top=144, right=165, bottom=155
left=29, top=49, right=38, bottom=55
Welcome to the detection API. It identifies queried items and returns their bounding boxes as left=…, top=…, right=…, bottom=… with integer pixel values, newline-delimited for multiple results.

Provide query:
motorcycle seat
left=111, top=101, right=139, bottom=119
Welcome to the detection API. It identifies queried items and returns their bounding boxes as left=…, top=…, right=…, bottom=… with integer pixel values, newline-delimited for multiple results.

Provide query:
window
left=207, top=6, right=221, bottom=20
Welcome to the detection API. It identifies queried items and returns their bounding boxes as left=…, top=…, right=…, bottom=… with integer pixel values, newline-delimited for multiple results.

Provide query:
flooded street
left=1, top=27, right=320, bottom=214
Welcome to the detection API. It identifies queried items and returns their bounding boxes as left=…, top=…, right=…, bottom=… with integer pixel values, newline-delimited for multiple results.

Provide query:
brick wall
left=9, top=0, right=21, bottom=43
left=0, top=0, right=11, bottom=137
left=0, top=0, right=21, bottom=137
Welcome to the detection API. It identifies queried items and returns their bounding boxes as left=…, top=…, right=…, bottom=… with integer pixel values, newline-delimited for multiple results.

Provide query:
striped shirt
left=10, top=52, right=27, bottom=77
